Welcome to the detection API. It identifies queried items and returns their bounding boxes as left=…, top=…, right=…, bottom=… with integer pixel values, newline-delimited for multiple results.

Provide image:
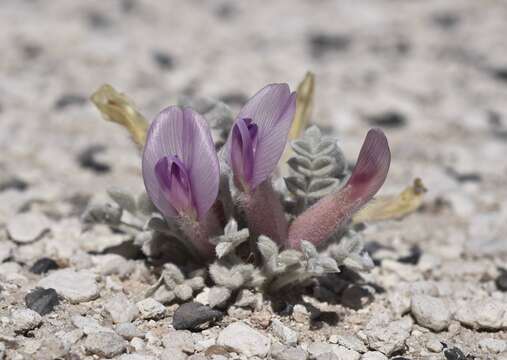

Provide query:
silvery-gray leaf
left=317, top=256, right=340, bottom=273
left=224, top=218, right=239, bottom=234
left=287, top=156, right=312, bottom=173
left=300, top=240, right=318, bottom=259
left=107, top=187, right=137, bottom=214
left=163, top=263, right=185, bottom=284
left=81, top=203, right=122, bottom=226
left=308, top=178, right=340, bottom=194
left=186, top=276, right=205, bottom=291
left=314, top=140, right=337, bottom=157
left=284, top=176, right=307, bottom=194
left=343, top=252, right=374, bottom=271
left=211, top=221, right=249, bottom=259
left=310, top=156, right=338, bottom=177
left=145, top=215, right=181, bottom=238
left=174, top=284, right=193, bottom=301
left=291, top=139, right=313, bottom=158
left=257, top=236, right=279, bottom=261
left=215, top=231, right=252, bottom=259
left=134, top=230, right=153, bottom=247
left=306, top=258, right=323, bottom=275
left=153, top=287, right=175, bottom=304
left=277, top=249, right=303, bottom=267
left=137, top=192, right=157, bottom=216
left=209, top=263, right=245, bottom=290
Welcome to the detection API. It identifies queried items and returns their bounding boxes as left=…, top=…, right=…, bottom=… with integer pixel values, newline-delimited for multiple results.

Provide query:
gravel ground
left=1, top=0, right=507, bottom=359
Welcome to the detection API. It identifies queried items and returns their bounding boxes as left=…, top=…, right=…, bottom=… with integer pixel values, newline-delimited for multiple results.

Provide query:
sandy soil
left=1, top=0, right=507, bottom=359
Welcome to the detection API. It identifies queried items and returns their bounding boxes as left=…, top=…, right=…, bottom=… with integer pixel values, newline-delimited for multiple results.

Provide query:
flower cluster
left=141, top=83, right=391, bottom=262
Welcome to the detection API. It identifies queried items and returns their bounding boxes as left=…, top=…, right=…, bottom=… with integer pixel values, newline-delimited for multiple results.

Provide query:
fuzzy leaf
left=287, top=156, right=313, bottom=173
left=284, top=176, right=307, bottom=194
left=277, top=249, right=303, bottom=267
left=107, top=187, right=137, bottom=214
left=300, top=240, right=318, bottom=259
left=257, top=236, right=279, bottom=262
left=209, top=263, right=245, bottom=290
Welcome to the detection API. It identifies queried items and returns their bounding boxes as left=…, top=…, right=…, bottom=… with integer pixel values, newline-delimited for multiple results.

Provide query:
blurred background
left=0, top=0, right=506, bottom=252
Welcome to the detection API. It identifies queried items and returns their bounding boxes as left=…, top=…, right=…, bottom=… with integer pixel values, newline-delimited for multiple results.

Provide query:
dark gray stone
left=25, top=288, right=60, bottom=315
left=173, top=302, right=223, bottom=331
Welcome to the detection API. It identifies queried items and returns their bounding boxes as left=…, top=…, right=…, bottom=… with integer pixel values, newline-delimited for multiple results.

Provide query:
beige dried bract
left=90, top=84, right=148, bottom=148
left=353, top=178, right=427, bottom=224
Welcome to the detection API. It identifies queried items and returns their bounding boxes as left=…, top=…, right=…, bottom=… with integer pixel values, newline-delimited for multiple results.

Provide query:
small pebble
left=217, top=321, right=271, bottom=357
left=173, top=302, right=223, bottom=331
left=71, top=315, right=113, bottom=335
left=78, top=145, right=111, bottom=173
left=410, top=295, right=451, bottom=331
left=29, top=257, right=59, bottom=274
left=361, top=351, right=388, bottom=360
left=330, top=334, right=367, bottom=353
left=84, top=331, right=126, bottom=358
left=496, top=269, right=507, bottom=291
left=426, top=338, right=443, bottom=353
left=162, top=330, right=195, bottom=354
left=479, top=338, right=506, bottom=354
left=105, top=294, right=139, bottom=323
left=54, top=94, right=87, bottom=109
left=443, top=346, right=467, bottom=360
left=7, top=212, right=50, bottom=243
left=115, top=323, right=144, bottom=340
left=25, top=288, right=60, bottom=315
left=366, top=110, right=407, bottom=128
left=152, top=51, right=174, bottom=70
left=38, top=269, right=99, bottom=303
left=271, top=343, right=307, bottom=360
left=271, top=319, right=298, bottom=346
left=137, top=298, right=166, bottom=320
left=11, top=309, right=42, bottom=333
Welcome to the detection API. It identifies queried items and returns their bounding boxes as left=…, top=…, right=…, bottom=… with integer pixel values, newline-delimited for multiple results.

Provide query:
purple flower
left=142, top=106, right=220, bottom=222
left=226, top=83, right=296, bottom=192
left=288, top=128, right=391, bottom=249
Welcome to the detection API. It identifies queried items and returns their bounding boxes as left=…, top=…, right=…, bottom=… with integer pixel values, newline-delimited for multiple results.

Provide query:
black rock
left=391, top=358, right=412, bottom=360
left=491, top=67, right=507, bottom=83
left=397, top=245, right=422, bottom=265
left=444, top=346, right=467, bottom=360
left=173, top=302, right=223, bottom=331
left=29, top=258, right=59, bottom=274
left=25, top=288, right=60, bottom=315
left=0, top=177, right=28, bottom=192
left=433, top=12, right=460, bottom=29
left=367, top=110, right=407, bottom=128
left=496, top=268, right=507, bottom=291
left=77, top=145, right=111, bottom=174
left=153, top=51, right=174, bottom=70
left=309, top=33, right=351, bottom=59
left=54, top=94, right=87, bottom=110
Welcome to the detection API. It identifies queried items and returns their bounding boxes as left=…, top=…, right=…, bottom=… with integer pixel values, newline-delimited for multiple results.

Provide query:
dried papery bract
left=142, top=106, right=220, bottom=259
left=287, top=128, right=391, bottom=249
left=225, top=84, right=297, bottom=243
left=91, top=84, right=148, bottom=147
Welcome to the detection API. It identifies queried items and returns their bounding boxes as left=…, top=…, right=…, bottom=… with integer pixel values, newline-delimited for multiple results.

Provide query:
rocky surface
left=1, top=0, right=507, bottom=359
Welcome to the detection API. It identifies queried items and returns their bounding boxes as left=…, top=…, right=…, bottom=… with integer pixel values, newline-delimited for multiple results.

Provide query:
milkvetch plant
left=86, top=77, right=408, bottom=301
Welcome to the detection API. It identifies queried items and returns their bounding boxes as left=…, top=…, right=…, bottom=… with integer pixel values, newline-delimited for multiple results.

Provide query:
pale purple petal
left=225, top=83, right=297, bottom=190
left=142, top=106, right=219, bottom=220
left=250, top=92, right=296, bottom=188
left=345, top=128, right=391, bottom=203
left=184, top=108, right=220, bottom=219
